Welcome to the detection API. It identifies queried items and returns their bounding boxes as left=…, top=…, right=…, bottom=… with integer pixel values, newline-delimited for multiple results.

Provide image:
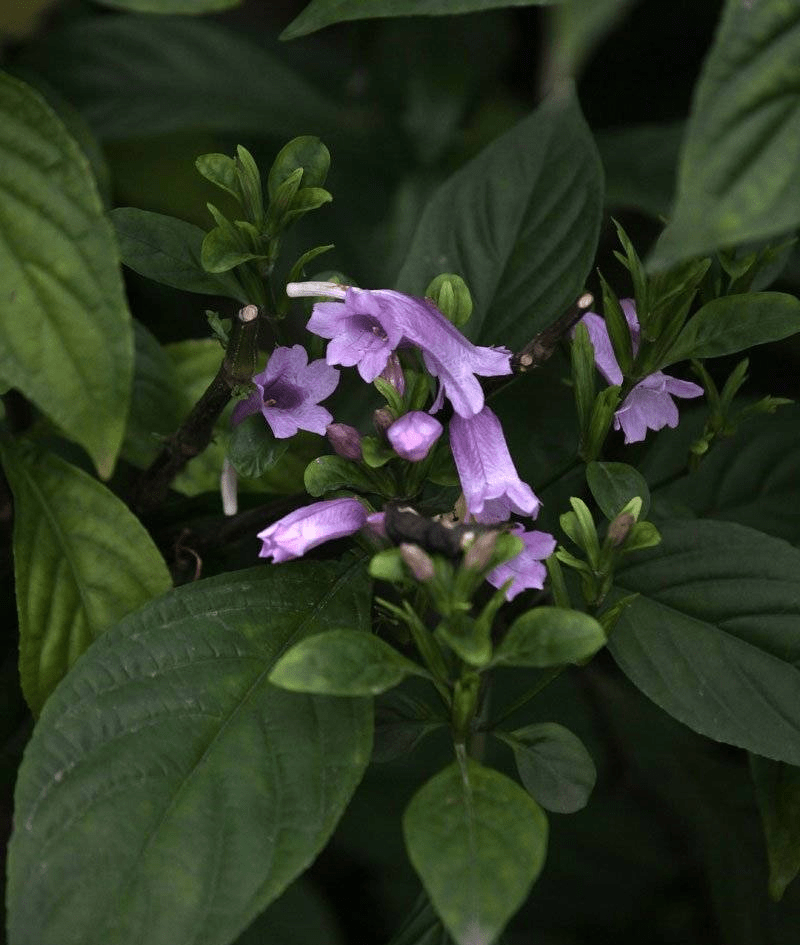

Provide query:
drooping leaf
left=0, top=72, right=132, bottom=477
left=396, top=86, right=603, bottom=350
left=0, top=440, right=171, bottom=715
left=586, top=461, right=650, bottom=520
left=111, top=208, right=247, bottom=300
left=497, top=722, right=597, bottom=813
left=93, top=0, right=240, bottom=12
left=610, top=520, right=800, bottom=765
left=750, top=754, right=800, bottom=901
left=7, top=558, right=372, bottom=945
left=282, top=0, right=557, bottom=40
left=662, top=292, right=800, bottom=366
left=650, top=0, right=800, bottom=269
left=403, top=758, right=548, bottom=945
left=492, top=606, right=606, bottom=668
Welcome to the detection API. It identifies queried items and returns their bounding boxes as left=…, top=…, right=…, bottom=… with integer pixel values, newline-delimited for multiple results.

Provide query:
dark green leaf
left=548, top=0, right=640, bottom=80
left=93, top=0, right=241, bottom=11
left=7, top=558, right=372, bottom=945
left=403, top=758, right=548, bottom=945
left=663, top=292, right=800, bottom=366
left=586, top=461, right=650, bottom=519
left=0, top=72, right=132, bottom=478
left=372, top=693, right=444, bottom=763
left=650, top=0, right=800, bottom=268
left=0, top=441, right=171, bottom=715
left=385, top=892, right=456, bottom=945
left=270, top=629, right=426, bottom=696
left=267, top=136, right=330, bottom=200
left=111, top=208, right=246, bottom=300
left=397, top=86, right=603, bottom=350
left=498, top=722, right=597, bottom=814
left=492, top=606, right=606, bottom=668
left=304, top=454, right=392, bottom=498
left=750, top=754, right=800, bottom=901
left=282, top=0, right=557, bottom=40
left=233, top=879, right=345, bottom=945
left=610, top=520, right=800, bottom=765
left=227, top=414, right=290, bottom=480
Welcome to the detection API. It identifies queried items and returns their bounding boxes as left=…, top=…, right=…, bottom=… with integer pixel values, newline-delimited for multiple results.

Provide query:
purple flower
left=232, top=344, right=339, bottom=438
left=487, top=527, right=557, bottom=601
left=387, top=411, right=443, bottom=462
left=578, top=299, right=703, bottom=444
left=287, top=282, right=511, bottom=417
left=257, top=497, right=367, bottom=563
left=449, top=406, right=540, bottom=524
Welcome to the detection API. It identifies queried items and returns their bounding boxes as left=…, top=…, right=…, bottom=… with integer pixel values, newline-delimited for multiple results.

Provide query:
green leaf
left=0, top=72, right=132, bottom=478
left=267, top=136, right=330, bottom=200
left=610, top=520, right=800, bottom=765
left=282, top=0, right=558, bottom=39
left=548, top=0, right=640, bottom=81
left=403, top=758, right=548, bottom=945
left=397, top=86, right=603, bottom=350
left=7, top=558, right=372, bottom=945
left=92, top=0, right=241, bottom=11
left=304, top=454, right=392, bottom=498
left=750, top=754, right=800, bottom=901
left=270, top=629, right=426, bottom=696
left=385, top=892, right=457, bottom=945
left=233, top=878, right=345, bottom=945
left=662, top=292, right=800, bottom=366
left=586, top=461, right=650, bottom=520
left=0, top=441, right=171, bottom=715
left=227, top=413, right=290, bottom=480
left=497, top=722, right=597, bottom=814
left=111, top=208, right=247, bottom=300
left=492, top=606, right=606, bottom=668
left=650, top=0, right=800, bottom=269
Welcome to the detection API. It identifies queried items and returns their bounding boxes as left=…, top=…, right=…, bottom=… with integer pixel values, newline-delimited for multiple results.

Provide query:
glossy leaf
left=610, top=520, right=800, bottom=765
left=304, top=454, right=392, bottom=498
left=227, top=414, right=290, bottom=480
left=404, top=758, right=547, bottom=945
left=282, top=0, right=557, bottom=40
left=586, top=461, right=650, bottom=520
left=0, top=72, right=132, bottom=477
left=270, top=629, right=426, bottom=696
left=0, top=441, right=171, bottom=715
left=651, top=0, right=800, bottom=268
left=492, top=606, right=606, bottom=668
left=93, top=0, right=240, bottom=11
left=111, top=208, right=246, bottom=300
left=498, top=722, right=597, bottom=814
left=396, top=86, right=603, bottom=350
left=7, top=558, right=372, bottom=945
left=663, top=292, right=800, bottom=366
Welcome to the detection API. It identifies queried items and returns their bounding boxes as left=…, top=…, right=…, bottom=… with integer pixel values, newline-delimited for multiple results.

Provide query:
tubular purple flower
left=257, top=497, right=367, bottom=563
left=487, top=527, right=557, bottom=601
left=449, top=406, right=540, bottom=524
left=287, top=282, right=511, bottom=417
left=232, top=344, right=339, bottom=438
left=387, top=411, right=443, bottom=462
left=577, top=299, right=703, bottom=444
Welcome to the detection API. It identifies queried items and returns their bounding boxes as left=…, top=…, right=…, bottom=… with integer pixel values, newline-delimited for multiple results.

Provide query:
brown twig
left=511, top=290, right=594, bottom=373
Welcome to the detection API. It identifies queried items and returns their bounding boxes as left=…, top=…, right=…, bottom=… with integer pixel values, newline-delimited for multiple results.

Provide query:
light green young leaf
left=610, top=520, right=800, bottom=765
left=0, top=441, right=171, bottom=715
left=750, top=754, right=800, bottom=901
left=492, top=606, right=606, bottom=668
left=397, top=86, right=603, bottom=350
left=111, top=208, right=247, bottom=300
left=498, top=722, right=597, bottom=814
left=650, top=0, right=800, bottom=269
left=586, top=461, right=650, bottom=520
left=7, top=558, right=372, bottom=945
left=282, top=0, right=558, bottom=40
left=403, top=758, right=548, bottom=945
left=92, top=0, right=240, bottom=11
left=270, top=629, right=426, bottom=696
left=0, top=72, right=132, bottom=478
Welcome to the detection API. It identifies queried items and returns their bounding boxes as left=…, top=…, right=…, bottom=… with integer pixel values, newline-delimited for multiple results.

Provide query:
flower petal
left=257, top=497, right=367, bottom=562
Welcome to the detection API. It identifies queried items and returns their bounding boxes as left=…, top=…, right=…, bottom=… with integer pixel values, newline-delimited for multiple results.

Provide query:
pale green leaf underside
left=0, top=72, right=132, bottom=477
left=610, top=520, right=800, bottom=765
left=650, top=0, right=800, bottom=268
left=7, top=558, right=372, bottom=945
left=0, top=442, right=172, bottom=715
left=282, top=0, right=557, bottom=40
left=397, top=86, right=603, bottom=350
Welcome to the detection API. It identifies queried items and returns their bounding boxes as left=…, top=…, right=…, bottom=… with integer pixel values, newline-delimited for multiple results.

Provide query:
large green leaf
left=650, top=0, right=800, bottom=269
left=750, top=754, right=800, bottom=901
left=396, top=86, right=603, bottom=350
left=609, top=520, right=800, bottom=765
left=94, top=0, right=240, bottom=11
left=0, top=441, right=171, bottom=715
left=403, top=758, right=548, bottom=945
left=0, top=72, right=132, bottom=478
left=7, top=558, right=372, bottom=945
left=282, top=0, right=557, bottom=40
left=111, top=208, right=247, bottom=301
left=547, top=0, right=639, bottom=81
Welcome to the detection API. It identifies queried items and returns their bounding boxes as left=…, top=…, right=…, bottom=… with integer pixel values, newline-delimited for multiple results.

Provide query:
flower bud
left=425, top=274, right=473, bottom=328
left=399, top=543, right=435, bottom=582
left=373, top=407, right=394, bottom=436
left=607, top=511, right=636, bottom=547
left=326, top=422, right=363, bottom=461
left=387, top=412, right=443, bottom=462
left=462, top=531, right=500, bottom=571
left=379, top=352, right=406, bottom=397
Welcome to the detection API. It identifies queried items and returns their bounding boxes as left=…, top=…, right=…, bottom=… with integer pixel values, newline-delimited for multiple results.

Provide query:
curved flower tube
left=257, top=497, right=368, bottom=563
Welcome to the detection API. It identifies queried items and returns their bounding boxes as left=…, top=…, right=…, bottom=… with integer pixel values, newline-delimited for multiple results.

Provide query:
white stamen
left=286, top=281, right=348, bottom=300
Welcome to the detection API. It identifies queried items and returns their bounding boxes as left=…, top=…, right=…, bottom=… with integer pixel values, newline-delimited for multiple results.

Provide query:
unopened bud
left=462, top=531, right=500, bottom=570
left=326, top=422, right=363, bottom=461
left=379, top=352, right=406, bottom=397
left=607, top=512, right=636, bottom=547
left=425, top=274, right=473, bottom=328
left=373, top=407, right=394, bottom=436
left=399, top=543, right=435, bottom=582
